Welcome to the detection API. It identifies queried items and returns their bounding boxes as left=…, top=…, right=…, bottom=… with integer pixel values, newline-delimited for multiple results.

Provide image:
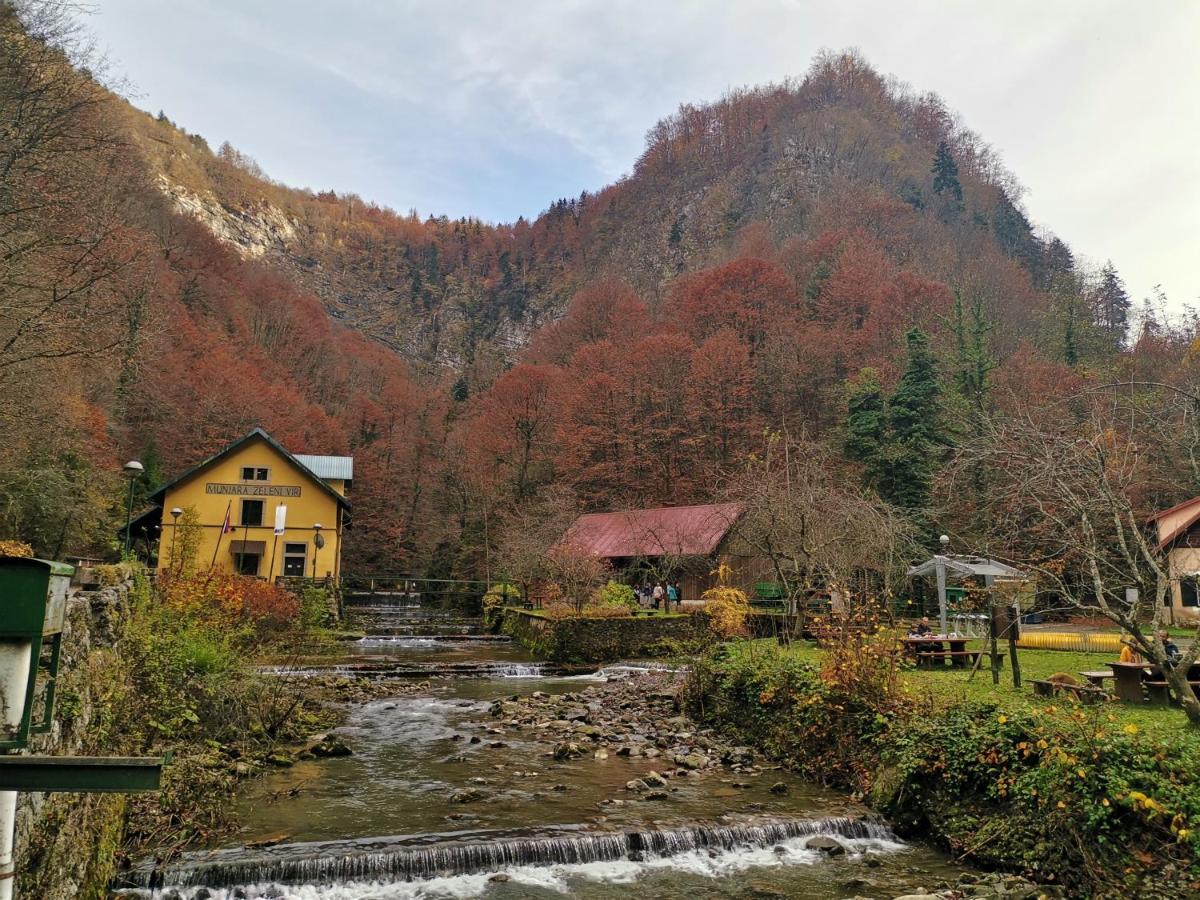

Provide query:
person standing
left=652, top=582, right=665, bottom=610
left=666, top=581, right=678, bottom=610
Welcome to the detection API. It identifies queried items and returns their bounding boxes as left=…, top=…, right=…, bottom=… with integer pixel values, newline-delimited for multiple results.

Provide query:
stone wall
left=494, top=608, right=711, bottom=663
left=13, top=579, right=138, bottom=900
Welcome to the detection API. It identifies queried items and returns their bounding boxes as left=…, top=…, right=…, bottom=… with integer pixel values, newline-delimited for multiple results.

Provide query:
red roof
left=559, top=503, right=745, bottom=559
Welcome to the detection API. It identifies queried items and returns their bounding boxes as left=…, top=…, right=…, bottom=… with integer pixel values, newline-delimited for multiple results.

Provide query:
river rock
left=674, top=753, right=708, bottom=770
left=553, top=741, right=586, bottom=759
left=489, top=874, right=511, bottom=883
left=769, top=781, right=788, bottom=794
left=626, top=778, right=648, bottom=792
left=312, top=737, right=353, bottom=758
left=806, top=835, right=846, bottom=855
left=642, top=771, right=668, bottom=788
left=721, top=746, right=754, bottom=766
left=450, top=788, right=485, bottom=804
left=644, top=790, right=669, bottom=801
left=562, top=706, right=590, bottom=722
left=266, top=753, right=295, bottom=768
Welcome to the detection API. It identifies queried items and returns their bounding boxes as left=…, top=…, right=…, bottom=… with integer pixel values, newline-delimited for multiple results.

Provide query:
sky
left=91, top=0, right=1199, bottom=310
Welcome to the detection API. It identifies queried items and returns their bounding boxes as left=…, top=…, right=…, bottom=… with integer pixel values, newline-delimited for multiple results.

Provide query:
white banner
left=274, top=503, right=287, bottom=536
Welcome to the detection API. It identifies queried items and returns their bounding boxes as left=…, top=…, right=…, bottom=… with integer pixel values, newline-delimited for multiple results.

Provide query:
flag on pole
left=221, top=501, right=233, bottom=534
left=274, top=503, right=287, bottom=536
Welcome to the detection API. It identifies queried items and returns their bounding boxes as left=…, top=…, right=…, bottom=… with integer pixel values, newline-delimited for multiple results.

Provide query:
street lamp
left=121, top=460, right=144, bottom=558
left=935, top=534, right=950, bottom=635
left=312, top=523, right=324, bottom=580
left=169, top=507, right=183, bottom=572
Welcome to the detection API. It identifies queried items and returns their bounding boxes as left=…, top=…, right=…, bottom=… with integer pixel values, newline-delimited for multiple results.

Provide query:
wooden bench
left=1142, top=679, right=1200, bottom=706
left=1030, top=679, right=1106, bottom=705
left=1078, top=670, right=1114, bottom=689
left=915, top=649, right=983, bottom=669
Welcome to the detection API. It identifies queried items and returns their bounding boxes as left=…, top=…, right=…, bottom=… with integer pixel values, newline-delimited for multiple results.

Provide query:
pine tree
left=886, top=327, right=942, bottom=513
left=845, top=368, right=886, bottom=473
left=1092, top=261, right=1130, bottom=345
left=931, top=141, right=963, bottom=203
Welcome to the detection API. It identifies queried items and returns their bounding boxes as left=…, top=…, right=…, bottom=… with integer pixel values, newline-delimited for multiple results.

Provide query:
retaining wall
left=492, top=608, right=711, bottom=663
left=13, top=579, right=137, bottom=900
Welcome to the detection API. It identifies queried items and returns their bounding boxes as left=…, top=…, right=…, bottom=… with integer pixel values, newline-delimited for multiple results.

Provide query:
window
left=283, top=543, right=308, bottom=577
left=1182, top=577, right=1200, bottom=608
left=240, top=499, right=264, bottom=527
left=234, top=553, right=260, bottom=576
left=241, top=466, right=270, bottom=482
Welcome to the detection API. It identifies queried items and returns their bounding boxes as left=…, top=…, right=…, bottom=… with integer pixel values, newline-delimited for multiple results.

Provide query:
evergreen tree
left=948, top=289, right=996, bottom=418
left=844, top=368, right=886, bottom=473
left=887, top=327, right=942, bottom=512
left=1092, top=261, right=1131, bottom=345
left=931, top=141, right=963, bottom=203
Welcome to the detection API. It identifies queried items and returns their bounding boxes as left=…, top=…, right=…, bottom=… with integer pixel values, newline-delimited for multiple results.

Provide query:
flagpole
left=267, top=503, right=286, bottom=584
left=205, top=499, right=233, bottom=585
left=268, top=534, right=280, bottom=584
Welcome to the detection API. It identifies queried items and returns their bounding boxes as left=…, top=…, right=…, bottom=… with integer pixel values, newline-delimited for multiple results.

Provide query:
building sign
left=205, top=483, right=301, bottom=498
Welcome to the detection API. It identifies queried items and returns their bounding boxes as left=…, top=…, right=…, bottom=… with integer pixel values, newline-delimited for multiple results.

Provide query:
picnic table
left=1108, top=661, right=1200, bottom=705
left=900, top=636, right=981, bottom=669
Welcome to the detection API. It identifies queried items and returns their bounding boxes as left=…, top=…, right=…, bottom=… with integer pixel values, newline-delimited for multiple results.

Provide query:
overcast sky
left=93, top=0, right=1199, bottom=310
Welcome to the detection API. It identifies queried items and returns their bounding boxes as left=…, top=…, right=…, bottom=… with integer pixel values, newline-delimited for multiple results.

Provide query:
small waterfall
left=117, top=817, right=896, bottom=891
left=495, top=662, right=546, bottom=678
left=256, top=661, right=564, bottom=679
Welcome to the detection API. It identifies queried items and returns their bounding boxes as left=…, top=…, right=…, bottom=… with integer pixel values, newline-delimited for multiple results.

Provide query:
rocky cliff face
left=156, top=174, right=297, bottom=260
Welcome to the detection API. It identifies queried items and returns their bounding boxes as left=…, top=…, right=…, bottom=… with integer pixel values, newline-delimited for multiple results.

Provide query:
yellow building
left=141, top=428, right=352, bottom=582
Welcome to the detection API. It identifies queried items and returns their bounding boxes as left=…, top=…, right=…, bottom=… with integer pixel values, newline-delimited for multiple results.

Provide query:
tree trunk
left=1163, top=663, right=1200, bottom=724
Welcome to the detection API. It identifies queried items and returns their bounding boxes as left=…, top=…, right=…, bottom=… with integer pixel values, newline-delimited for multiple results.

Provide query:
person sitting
left=1118, top=638, right=1142, bottom=664
left=1158, top=630, right=1181, bottom=665
left=909, top=616, right=933, bottom=638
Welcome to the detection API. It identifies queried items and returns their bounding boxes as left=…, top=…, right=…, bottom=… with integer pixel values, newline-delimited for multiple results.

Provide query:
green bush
left=591, top=580, right=637, bottom=612
left=299, top=586, right=333, bottom=628
left=689, top=643, right=1200, bottom=893
left=483, top=582, right=522, bottom=609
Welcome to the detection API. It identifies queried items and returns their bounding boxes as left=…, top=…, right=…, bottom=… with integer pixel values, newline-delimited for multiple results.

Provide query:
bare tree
left=964, top=408, right=1200, bottom=724
left=727, top=435, right=917, bottom=621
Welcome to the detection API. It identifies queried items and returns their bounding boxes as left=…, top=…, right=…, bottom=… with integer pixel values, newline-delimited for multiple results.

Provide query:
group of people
left=1120, top=630, right=1181, bottom=665
left=637, top=580, right=682, bottom=611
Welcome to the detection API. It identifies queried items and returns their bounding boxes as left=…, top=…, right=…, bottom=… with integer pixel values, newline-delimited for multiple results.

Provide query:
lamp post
left=934, top=533, right=950, bottom=636
left=169, top=507, right=183, bottom=573
left=121, top=460, right=144, bottom=558
left=312, top=523, right=324, bottom=581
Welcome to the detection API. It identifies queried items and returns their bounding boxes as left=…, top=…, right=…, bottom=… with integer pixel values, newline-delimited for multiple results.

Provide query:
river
left=118, top=600, right=970, bottom=899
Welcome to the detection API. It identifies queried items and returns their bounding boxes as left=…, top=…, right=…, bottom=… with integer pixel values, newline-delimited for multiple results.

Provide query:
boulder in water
left=626, top=778, right=648, bottom=792
left=642, top=771, right=668, bottom=788
left=489, top=873, right=511, bottom=882
left=553, top=741, right=586, bottom=760
left=450, top=788, right=486, bottom=804
left=312, top=737, right=353, bottom=758
left=805, top=835, right=846, bottom=855
left=644, top=790, right=669, bottom=801
left=769, top=781, right=789, bottom=794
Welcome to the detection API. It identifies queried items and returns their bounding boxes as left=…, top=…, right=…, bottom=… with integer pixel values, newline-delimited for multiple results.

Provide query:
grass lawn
left=735, top=639, right=1200, bottom=744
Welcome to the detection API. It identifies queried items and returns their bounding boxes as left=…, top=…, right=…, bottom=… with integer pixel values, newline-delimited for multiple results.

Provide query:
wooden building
left=137, top=428, right=352, bottom=582
left=1151, top=496, right=1200, bottom=624
left=558, top=502, right=770, bottom=602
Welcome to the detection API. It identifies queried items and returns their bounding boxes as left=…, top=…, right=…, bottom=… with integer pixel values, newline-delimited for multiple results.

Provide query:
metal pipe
left=0, top=641, right=32, bottom=900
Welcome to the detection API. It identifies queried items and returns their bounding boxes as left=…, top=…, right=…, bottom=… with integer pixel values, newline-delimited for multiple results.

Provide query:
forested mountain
left=3, top=0, right=1192, bottom=578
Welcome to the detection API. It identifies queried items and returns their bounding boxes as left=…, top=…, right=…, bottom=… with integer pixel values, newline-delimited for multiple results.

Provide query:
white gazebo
left=906, top=536, right=1028, bottom=634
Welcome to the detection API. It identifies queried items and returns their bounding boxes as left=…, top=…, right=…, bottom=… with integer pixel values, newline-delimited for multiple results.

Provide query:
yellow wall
left=157, top=437, right=345, bottom=582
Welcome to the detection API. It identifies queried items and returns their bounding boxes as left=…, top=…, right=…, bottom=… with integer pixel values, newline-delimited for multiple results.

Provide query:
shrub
left=592, top=580, right=637, bottom=612
left=483, top=582, right=522, bottom=609
left=701, top=585, right=751, bottom=638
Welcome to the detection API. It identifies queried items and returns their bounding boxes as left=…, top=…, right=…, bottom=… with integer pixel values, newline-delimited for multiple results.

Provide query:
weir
left=117, top=816, right=896, bottom=891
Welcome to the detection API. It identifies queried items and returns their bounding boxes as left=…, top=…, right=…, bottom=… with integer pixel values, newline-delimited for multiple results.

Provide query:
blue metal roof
left=294, top=454, right=354, bottom=481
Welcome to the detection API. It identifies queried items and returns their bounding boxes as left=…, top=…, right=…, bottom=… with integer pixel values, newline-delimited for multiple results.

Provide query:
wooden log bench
left=1078, top=670, right=1114, bottom=689
left=1030, top=679, right=1106, bottom=705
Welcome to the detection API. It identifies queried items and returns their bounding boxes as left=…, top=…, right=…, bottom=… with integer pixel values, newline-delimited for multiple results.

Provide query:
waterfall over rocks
left=118, top=817, right=896, bottom=892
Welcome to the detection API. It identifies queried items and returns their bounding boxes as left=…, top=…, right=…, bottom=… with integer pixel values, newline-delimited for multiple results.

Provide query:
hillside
left=4, top=1, right=1173, bottom=579
left=125, top=51, right=1084, bottom=379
